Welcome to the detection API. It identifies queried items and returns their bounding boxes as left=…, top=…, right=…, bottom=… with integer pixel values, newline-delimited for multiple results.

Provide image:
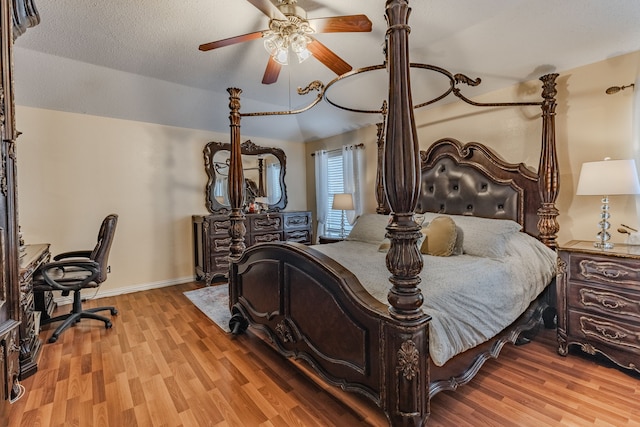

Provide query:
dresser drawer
left=283, top=212, right=311, bottom=230
left=567, top=253, right=640, bottom=291
left=209, top=235, right=231, bottom=254
left=251, top=231, right=283, bottom=245
left=567, top=309, right=640, bottom=357
left=212, top=254, right=229, bottom=271
left=249, top=214, right=282, bottom=233
left=285, top=229, right=311, bottom=244
left=207, top=217, right=232, bottom=236
left=567, top=281, right=640, bottom=322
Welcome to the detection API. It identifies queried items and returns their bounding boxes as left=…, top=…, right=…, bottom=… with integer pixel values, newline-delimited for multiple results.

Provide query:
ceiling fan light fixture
left=295, top=48, right=312, bottom=63
left=291, top=32, right=312, bottom=63
left=263, top=32, right=281, bottom=56
left=273, top=46, right=289, bottom=65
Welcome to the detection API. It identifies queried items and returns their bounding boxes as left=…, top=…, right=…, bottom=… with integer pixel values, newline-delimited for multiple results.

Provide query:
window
left=325, top=151, right=354, bottom=236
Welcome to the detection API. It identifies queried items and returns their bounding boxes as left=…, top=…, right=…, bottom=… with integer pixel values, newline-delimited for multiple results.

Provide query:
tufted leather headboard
left=415, top=138, right=541, bottom=237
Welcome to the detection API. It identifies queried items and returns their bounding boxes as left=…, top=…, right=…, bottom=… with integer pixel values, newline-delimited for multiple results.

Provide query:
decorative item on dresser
left=0, top=1, right=41, bottom=421
left=18, top=244, right=51, bottom=379
left=557, top=240, right=640, bottom=374
left=192, top=211, right=312, bottom=284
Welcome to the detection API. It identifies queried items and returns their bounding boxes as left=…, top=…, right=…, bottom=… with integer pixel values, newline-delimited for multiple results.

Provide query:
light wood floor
left=7, top=282, right=640, bottom=426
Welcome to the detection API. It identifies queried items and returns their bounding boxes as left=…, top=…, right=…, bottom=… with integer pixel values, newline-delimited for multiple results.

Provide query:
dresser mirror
left=204, top=140, right=287, bottom=213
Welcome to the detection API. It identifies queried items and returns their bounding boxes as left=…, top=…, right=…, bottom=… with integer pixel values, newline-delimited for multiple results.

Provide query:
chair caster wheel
left=110, top=308, right=118, bottom=315
left=48, top=336, right=58, bottom=343
left=105, top=321, right=113, bottom=329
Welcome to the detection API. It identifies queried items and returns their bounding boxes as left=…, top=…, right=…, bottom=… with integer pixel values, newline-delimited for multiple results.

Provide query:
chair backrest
left=89, top=214, right=118, bottom=284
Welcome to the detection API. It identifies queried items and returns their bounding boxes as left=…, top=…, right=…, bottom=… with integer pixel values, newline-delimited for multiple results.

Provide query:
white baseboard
left=53, top=276, right=197, bottom=306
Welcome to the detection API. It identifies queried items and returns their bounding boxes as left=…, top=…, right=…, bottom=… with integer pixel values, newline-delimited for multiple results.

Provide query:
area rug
left=183, top=284, right=231, bottom=333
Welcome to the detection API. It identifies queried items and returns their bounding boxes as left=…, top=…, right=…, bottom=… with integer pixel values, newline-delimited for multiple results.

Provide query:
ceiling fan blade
left=246, top=0, right=287, bottom=20
left=309, top=15, right=372, bottom=33
left=306, top=39, right=352, bottom=76
left=199, top=30, right=264, bottom=51
left=262, top=56, right=282, bottom=85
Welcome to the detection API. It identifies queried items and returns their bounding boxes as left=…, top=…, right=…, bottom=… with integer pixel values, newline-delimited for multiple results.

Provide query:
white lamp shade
left=576, top=159, right=640, bottom=196
left=332, top=193, right=354, bottom=210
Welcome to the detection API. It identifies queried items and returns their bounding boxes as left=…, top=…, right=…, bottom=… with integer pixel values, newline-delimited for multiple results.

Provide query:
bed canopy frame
left=223, top=1, right=559, bottom=425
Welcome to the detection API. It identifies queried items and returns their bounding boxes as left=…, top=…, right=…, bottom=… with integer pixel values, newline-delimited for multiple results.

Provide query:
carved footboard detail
left=230, top=242, right=400, bottom=404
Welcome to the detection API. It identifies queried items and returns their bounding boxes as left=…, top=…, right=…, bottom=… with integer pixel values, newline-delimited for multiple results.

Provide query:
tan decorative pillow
left=378, top=238, right=391, bottom=253
left=420, top=216, right=458, bottom=256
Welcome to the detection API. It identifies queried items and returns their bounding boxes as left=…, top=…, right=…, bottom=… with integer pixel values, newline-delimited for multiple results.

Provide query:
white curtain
left=342, top=145, right=365, bottom=225
left=213, top=176, right=229, bottom=205
left=266, top=162, right=281, bottom=204
left=314, top=150, right=329, bottom=241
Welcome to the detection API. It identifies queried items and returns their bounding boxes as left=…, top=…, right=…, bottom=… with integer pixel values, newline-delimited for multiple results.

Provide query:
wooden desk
left=19, top=244, right=51, bottom=379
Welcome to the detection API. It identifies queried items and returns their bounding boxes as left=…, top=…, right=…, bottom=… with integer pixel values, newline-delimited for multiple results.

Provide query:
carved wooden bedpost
left=227, top=88, right=246, bottom=261
left=537, top=73, right=560, bottom=249
left=382, top=1, right=430, bottom=425
left=375, top=102, right=390, bottom=214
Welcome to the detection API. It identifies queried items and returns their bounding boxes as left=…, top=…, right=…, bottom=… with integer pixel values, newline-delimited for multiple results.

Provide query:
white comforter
left=311, top=232, right=556, bottom=366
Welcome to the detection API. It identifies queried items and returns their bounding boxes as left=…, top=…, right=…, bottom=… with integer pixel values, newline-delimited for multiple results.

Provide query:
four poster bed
left=222, top=1, right=560, bottom=425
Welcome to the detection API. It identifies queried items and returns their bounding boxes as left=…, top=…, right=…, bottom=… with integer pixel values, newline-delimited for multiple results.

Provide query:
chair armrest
left=35, top=259, right=100, bottom=291
left=54, top=250, right=92, bottom=261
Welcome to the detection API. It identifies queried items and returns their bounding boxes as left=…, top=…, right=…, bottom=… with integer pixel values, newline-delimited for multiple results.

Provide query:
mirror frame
left=204, top=140, right=288, bottom=213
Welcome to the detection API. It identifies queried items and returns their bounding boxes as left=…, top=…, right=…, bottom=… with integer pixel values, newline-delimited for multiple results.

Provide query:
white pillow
left=346, top=213, right=390, bottom=244
left=420, top=212, right=522, bottom=258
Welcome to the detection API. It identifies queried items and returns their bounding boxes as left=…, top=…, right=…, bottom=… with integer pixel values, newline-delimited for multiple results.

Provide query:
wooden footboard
left=230, top=242, right=390, bottom=401
left=229, top=241, right=433, bottom=424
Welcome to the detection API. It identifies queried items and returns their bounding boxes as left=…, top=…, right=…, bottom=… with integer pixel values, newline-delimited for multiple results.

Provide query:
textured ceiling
left=13, top=0, right=640, bottom=142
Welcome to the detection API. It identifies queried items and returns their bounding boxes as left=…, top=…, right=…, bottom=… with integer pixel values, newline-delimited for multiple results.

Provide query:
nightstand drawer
left=567, top=282, right=640, bottom=321
left=568, top=253, right=640, bottom=290
left=567, top=309, right=640, bottom=356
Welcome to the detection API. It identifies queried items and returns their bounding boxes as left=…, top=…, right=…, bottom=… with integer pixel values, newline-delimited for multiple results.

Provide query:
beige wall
left=306, top=50, right=640, bottom=247
left=16, top=106, right=306, bottom=296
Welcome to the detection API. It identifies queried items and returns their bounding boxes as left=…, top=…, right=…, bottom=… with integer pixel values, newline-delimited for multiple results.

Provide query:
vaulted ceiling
left=13, top=0, right=640, bottom=142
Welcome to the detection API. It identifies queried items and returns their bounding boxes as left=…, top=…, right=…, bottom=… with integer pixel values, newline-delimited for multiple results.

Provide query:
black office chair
left=33, top=214, right=119, bottom=343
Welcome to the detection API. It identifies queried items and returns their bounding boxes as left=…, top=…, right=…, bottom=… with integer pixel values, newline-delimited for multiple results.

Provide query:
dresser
left=19, top=244, right=51, bottom=379
left=193, top=211, right=313, bottom=283
left=556, top=240, right=640, bottom=374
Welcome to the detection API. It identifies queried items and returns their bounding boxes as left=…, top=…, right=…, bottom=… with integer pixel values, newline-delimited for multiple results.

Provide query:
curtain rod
left=311, top=143, right=364, bottom=156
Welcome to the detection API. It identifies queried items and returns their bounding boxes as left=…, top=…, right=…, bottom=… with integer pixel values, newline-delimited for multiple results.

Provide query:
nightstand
left=556, top=240, right=640, bottom=374
left=318, top=235, right=345, bottom=244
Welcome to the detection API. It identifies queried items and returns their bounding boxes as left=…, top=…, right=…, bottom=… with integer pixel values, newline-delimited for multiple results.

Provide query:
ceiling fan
left=199, top=0, right=372, bottom=85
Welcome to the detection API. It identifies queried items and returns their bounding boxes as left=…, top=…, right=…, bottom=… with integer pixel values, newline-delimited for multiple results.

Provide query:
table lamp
left=332, top=193, right=354, bottom=238
left=576, top=158, right=640, bottom=249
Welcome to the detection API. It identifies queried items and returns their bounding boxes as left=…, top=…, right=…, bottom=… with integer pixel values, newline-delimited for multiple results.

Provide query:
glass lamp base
left=593, top=241, right=614, bottom=249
